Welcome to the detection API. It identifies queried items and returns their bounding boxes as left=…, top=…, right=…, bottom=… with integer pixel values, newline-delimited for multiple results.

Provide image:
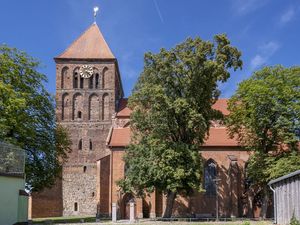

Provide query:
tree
left=0, top=45, right=71, bottom=191
left=226, top=66, right=300, bottom=218
left=118, top=35, right=242, bottom=217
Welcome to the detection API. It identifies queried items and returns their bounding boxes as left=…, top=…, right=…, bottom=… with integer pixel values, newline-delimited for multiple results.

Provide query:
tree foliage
left=118, top=35, right=242, bottom=217
left=227, top=66, right=300, bottom=187
left=0, top=45, right=71, bottom=191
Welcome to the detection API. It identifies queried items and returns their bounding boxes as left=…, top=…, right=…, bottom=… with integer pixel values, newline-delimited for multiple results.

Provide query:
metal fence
left=0, top=141, right=25, bottom=175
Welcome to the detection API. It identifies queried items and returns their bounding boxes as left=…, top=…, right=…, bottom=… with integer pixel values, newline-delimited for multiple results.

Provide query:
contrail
left=153, top=0, right=164, bottom=23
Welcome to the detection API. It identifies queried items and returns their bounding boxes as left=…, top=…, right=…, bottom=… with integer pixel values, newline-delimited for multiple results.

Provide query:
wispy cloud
left=280, top=7, right=296, bottom=25
left=153, top=0, right=164, bottom=23
left=232, top=0, right=269, bottom=15
left=250, top=41, right=280, bottom=70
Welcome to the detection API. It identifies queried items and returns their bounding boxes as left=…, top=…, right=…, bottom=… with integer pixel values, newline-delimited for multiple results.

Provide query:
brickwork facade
left=30, top=23, right=269, bottom=219
left=55, top=59, right=122, bottom=216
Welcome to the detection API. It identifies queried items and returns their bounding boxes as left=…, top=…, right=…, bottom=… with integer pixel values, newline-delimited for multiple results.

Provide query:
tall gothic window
left=61, top=66, right=69, bottom=89
left=73, top=93, right=83, bottom=120
left=204, top=159, right=217, bottom=196
left=73, top=68, right=79, bottom=88
left=89, top=74, right=94, bottom=89
left=80, top=76, right=84, bottom=89
left=102, top=93, right=110, bottom=120
left=102, top=67, right=108, bottom=89
left=95, top=73, right=99, bottom=89
left=89, top=94, right=99, bottom=120
left=62, top=93, right=70, bottom=120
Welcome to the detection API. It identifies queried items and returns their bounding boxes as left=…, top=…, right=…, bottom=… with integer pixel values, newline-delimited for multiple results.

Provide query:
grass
left=32, top=215, right=97, bottom=224
left=31, top=217, right=273, bottom=225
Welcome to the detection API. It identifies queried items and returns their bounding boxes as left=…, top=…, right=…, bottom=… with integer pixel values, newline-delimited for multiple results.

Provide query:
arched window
left=89, top=139, right=92, bottom=150
left=89, top=74, right=94, bottom=89
left=83, top=166, right=87, bottom=173
left=62, top=93, right=70, bottom=120
left=102, top=67, right=108, bottom=89
left=95, top=73, right=99, bottom=89
left=204, top=159, right=217, bottom=196
left=80, top=76, right=84, bottom=89
left=102, top=93, right=110, bottom=120
left=73, top=67, right=79, bottom=88
left=61, top=66, right=69, bottom=89
left=89, top=94, right=100, bottom=120
left=78, top=139, right=82, bottom=150
left=73, top=93, right=83, bottom=120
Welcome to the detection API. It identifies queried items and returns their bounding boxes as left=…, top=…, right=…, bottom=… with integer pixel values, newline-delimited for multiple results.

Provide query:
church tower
left=55, top=23, right=123, bottom=216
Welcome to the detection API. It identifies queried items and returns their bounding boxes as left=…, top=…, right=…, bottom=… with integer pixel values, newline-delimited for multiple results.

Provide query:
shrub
left=290, top=214, right=300, bottom=225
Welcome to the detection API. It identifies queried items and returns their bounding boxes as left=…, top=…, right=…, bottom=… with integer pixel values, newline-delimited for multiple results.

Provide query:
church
left=30, top=22, right=261, bottom=219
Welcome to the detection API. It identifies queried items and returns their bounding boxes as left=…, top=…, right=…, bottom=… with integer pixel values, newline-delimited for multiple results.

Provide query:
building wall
left=62, top=164, right=97, bottom=216
left=107, top=147, right=250, bottom=219
left=98, top=155, right=111, bottom=217
left=31, top=60, right=122, bottom=218
left=55, top=60, right=119, bottom=216
left=0, top=175, right=28, bottom=225
left=272, top=173, right=300, bottom=225
left=31, top=179, right=63, bottom=218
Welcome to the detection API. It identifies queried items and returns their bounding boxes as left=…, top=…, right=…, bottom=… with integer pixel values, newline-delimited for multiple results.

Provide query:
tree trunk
left=163, top=191, right=177, bottom=218
left=260, top=187, right=269, bottom=219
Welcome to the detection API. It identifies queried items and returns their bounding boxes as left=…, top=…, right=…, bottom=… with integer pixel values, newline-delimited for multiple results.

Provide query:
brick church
left=30, top=22, right=262, bottom=219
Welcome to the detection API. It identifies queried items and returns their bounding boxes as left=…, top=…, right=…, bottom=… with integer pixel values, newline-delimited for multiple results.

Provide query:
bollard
left=130, top=201, right=135, bottom=223
left=112, top=202, right=117, bottom=222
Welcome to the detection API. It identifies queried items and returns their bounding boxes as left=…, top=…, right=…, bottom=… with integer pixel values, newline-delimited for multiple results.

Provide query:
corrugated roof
left=108, top=127, right=238, bottom=147
left=56, top=23, right=115, bottom=59
left=268, top=170, right=300, bottom=185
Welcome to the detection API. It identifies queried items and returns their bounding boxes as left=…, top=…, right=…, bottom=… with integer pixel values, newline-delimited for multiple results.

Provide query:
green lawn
left=32, top=215, right=97, bottom=224
left=31, top=217, right=272, bottom=225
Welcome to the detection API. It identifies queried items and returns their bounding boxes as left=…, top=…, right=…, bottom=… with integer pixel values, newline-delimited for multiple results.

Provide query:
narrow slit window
left=77, top=111, right=82, bottom=119
left=74, top=202, right=78, bottom=211
left=83, top=166, right=87, bottom=173
left=89, top=139, right=92, bottom=150
left=78, top=139, right=82, bottom=150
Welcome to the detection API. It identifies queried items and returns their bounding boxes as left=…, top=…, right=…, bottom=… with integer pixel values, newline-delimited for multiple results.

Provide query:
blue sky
left=1, top=0, right=300, bottom=97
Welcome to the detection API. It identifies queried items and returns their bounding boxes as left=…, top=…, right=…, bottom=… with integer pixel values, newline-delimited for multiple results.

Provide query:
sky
left=1, top=0, right=300, bottom=98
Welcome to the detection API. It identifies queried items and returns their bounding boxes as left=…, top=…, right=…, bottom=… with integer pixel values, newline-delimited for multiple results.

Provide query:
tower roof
left=56, top=23, right=115, bottom=59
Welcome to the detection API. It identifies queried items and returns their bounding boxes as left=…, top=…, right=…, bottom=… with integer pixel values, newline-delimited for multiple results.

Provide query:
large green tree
left=118, top=35, right=242, bottom=217
left=226, top=66, right=300, bottom=218
left=0, top=45, right=71, bottom=191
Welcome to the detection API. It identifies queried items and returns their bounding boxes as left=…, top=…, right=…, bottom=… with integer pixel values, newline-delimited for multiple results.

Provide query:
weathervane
left=93, top=6, right=99, bottom=23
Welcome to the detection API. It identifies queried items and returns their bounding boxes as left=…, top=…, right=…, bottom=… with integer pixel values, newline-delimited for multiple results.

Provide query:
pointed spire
left=56, top=23, right=115, bottom=59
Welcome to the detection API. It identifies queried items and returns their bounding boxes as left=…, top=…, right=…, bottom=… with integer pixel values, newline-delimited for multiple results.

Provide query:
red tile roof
left=116, top=98, right=230, bottom=118
left=212, top=98, right=230, bottom=116
left=117, top=98, right=132, bottom=117
left=109, top=127, right=131, bottom=147
left=108, top=127, right=238, bottom=147
left=203, top=127, right=238, bottom=146
left=56, top=23, right=115, bottom=59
